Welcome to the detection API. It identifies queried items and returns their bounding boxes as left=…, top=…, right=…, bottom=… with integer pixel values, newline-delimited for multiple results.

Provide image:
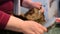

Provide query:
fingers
left=31, top=26, right=44, bottom=34
left=30, top=21, right=47, bottom=34
left=31, top=2, right=44, bottom=13
left=30, top=2, right=44, bottom=13
left=31, top=2, right=42, bottom=9
left=36, top=23, right=47, bottom=32
left=22, top=21, right=47, bottom=34
left=22, top=0, right=44, bottom=11
left=56, top=18, right=60, bottom=22
left=30, top=23, right=47, bottom=34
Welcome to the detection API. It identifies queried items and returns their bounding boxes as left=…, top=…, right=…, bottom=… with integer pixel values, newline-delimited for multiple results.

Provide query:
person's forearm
left=5, top=16, right=24, bottom=32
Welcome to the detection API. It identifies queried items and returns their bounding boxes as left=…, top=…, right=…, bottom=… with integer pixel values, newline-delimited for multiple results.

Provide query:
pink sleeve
left=0, top=11, right=10, bottom=30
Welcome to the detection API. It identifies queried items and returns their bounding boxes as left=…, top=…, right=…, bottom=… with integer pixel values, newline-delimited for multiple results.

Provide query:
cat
left=20, top=8, right=46, bottom=25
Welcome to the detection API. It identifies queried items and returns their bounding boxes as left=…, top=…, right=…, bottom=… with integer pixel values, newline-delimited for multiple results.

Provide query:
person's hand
left=19, top=21, right=47, bottom=34
left=5, top=16, right=47, bottom=34
left=22, top=0, right=42, bottom=9
left=22, top=0, right=44, bottom=13
left=56, top=18, right=60, bottom=22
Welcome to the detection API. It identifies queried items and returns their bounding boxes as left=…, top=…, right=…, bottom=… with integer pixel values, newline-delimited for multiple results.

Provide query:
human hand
left=56, top=18, right=60, bottom=22
left=5, top=16, right=47, bottom=34
left=19, top=21, right=47, bottom=34
left=22, top=0, right=42, bottom=9
left=22, top=0, right=44, bottom=13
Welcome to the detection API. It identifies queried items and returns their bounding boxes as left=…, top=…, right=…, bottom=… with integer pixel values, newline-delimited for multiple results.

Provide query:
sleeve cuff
left=0, top=11, right=10, bottom=30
